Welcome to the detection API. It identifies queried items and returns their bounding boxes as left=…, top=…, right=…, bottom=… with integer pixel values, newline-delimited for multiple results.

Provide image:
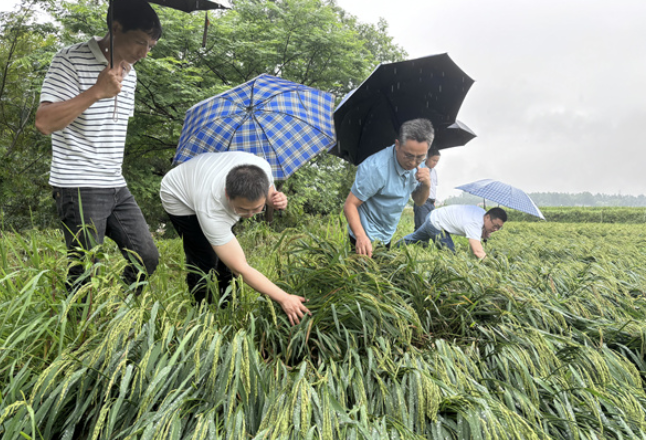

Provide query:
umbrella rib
left=378, top=89, right=402, bottom=133
left=223, top=113, right=250, bottom=151
left=349, top=96, right=394, bottom=157
left=257, top=89, right=335, bottom=141
left=295, top=89, right=335, bottom=141
left=264, top=109, right=334, bottom=140
left=250, top=112, right=287, bottom=177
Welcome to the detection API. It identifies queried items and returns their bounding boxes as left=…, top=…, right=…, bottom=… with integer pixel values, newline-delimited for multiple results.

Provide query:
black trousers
left=167, top=213, right=234, bottom=305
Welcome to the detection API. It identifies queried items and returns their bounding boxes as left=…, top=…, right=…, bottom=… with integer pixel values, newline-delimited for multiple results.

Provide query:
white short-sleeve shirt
left=160, top=152, right=274, bottom=246
left=429, top=168, right=438, bottom=200
left=430, top=205, right=485, bottom=241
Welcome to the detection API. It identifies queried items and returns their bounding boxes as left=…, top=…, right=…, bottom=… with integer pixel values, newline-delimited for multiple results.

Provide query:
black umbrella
left=147, top=0, right=229, bottom=13
left=108, top=0, right=230, bottom=67
left=332, top=53, right=474, bottom=165
left=431, top=120, right=476, bottom=150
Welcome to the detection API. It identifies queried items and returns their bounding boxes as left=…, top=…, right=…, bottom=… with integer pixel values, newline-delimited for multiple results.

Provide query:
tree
left=0, top=5, right=59, bottom=230
left=0, top=0, right=406, bottom=230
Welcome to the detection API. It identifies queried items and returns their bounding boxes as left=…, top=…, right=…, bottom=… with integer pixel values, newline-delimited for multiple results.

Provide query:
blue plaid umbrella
left=456, top=179, right=545, bottom=220
left=173, top=74, right=336, bottom=180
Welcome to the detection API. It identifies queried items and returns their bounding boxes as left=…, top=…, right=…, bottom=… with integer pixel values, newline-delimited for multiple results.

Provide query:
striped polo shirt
left=40, top=38, right=137, bottom=188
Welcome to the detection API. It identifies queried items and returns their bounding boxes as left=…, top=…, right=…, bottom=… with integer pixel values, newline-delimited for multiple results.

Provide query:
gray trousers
left=53, top=186, right=159, bottom=294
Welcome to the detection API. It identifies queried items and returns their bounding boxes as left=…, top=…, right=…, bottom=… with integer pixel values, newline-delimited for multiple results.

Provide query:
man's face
left=228, top=196, right=267, bottom=219
left=113, top=26, right=158, bottom=65
left=483, top=214, right=504, bottom=235
left=426, top=154, right=440, bottom=169
left=394, top=139, right=428, bottom=170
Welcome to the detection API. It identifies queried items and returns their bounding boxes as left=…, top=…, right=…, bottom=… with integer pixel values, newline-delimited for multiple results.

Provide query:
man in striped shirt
left=35, top=0, right=162, bottom=295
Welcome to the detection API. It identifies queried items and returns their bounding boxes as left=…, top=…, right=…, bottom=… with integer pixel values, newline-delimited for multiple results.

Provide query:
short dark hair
left=107, top=0, right=162, bottom=40
left=398, top=118, right=435, bottom=147
left=428, top=148, right=441, bottom=157
left=486, top=207, right=507, bottom=222
left=225, top=165, right=270, bottom=201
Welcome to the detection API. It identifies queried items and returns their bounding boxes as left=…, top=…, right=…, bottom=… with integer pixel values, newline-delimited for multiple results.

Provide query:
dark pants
left=167, top=213, right=234, bottom=305
left=398, top=215, right=455, bottom=252
left=53, top=187, right=159, bottom=295
left=413, top=199, right=436, bottom=231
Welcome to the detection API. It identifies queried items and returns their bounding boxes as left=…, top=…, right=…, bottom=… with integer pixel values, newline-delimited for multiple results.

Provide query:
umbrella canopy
left=147, top=0, right=229, bottom=13
left=456, top=179, right=545, bottom=220
left=333, top=53, right=474, bottom=165
left=430, top=120, right=476, bottom=151
left=173, top=73, right=336, bottom=180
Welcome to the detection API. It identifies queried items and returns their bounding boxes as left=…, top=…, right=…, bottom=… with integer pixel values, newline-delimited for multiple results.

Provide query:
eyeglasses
left=401, top=151, right=427, bottom=163
left=233, top=205, right=266, bottom=216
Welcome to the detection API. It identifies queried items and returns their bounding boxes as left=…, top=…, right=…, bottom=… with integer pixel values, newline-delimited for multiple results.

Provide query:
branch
left=136, top=79, right=177, bottom=119
left=5, top=93, right=37, bottom=158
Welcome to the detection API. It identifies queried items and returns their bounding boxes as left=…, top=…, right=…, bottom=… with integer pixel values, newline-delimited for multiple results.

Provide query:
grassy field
left=1, top=212, right=646, bottom=439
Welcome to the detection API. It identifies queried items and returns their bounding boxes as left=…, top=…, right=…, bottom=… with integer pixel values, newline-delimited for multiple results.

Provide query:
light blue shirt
left=350, top=145, right=419, bottom=243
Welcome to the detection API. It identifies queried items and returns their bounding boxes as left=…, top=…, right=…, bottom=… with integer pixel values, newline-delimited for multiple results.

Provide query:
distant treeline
left=444, top=192, right=646, bottom=207
left=505, top=207, right=646, bottom=223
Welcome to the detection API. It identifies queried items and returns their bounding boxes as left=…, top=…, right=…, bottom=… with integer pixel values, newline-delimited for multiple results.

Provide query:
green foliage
left=0, top=0, right=406, bottom=231
left=279, top=153, right=355, bottom=219
left=2, top=215, right=646, bottom=438
left=0, top=5, right=60, bottom=230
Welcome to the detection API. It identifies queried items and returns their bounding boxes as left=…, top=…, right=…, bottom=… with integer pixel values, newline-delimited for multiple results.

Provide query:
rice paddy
left=1, top=214, right=646, bottom=439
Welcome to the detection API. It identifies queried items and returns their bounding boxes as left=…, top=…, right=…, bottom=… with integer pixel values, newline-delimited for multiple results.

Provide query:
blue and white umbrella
left=456, top=179, right=545, bottom=220
left=174, top=74, right=336, bottom=180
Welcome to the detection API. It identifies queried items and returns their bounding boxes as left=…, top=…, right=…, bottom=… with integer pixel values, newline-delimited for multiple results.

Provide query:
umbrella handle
left=109, top=0, right=114, bottom=68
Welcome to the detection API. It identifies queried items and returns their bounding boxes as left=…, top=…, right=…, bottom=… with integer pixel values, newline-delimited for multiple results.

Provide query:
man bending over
left=399, top=205, right=507, bottom=259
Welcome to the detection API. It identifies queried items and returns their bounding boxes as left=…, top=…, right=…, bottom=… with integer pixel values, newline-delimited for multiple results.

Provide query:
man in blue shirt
left=343, top=118, right=434, bottom=258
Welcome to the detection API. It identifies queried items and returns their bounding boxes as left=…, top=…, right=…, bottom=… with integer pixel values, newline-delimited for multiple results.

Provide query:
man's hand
left=469, top=238, right=487, bottom=259
left=411, top=166, right=431, bottom=205
left=415, top=166, right=431, bottom=187
left=92, top=62, right=130, bottom=100
left=270, top=190, right=288, bottom=210
left=35, top=62, right=132, bottom=135
left=343, top=192, right=374, bottom=258
left=355, top=235, right=373, bottom=258
left=278, top=293, right=311, bottom=326
left=214, top=238, right=310, bottom=326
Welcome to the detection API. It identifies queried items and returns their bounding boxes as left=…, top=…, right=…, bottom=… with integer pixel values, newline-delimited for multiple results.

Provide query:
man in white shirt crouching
left=399, top=205, right=507, bottom=259
left=160, top=151, right=311, bottom=326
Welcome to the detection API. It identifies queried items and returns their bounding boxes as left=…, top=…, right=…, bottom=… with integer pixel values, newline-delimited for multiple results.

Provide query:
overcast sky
left=2, top=0, right=644, bottom=198
left=334, top=0, right=646, bottom=198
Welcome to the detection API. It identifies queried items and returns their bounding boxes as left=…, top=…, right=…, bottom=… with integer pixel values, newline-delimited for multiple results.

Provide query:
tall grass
left=1, top=216, right=646, bottom=439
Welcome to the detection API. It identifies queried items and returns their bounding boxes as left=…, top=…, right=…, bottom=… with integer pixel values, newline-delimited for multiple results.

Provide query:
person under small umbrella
left=160, top=151, right=311, bottom=326
left=398, top=205, right=507, bottom=259
left=343, top=118, right=434, bottom=258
